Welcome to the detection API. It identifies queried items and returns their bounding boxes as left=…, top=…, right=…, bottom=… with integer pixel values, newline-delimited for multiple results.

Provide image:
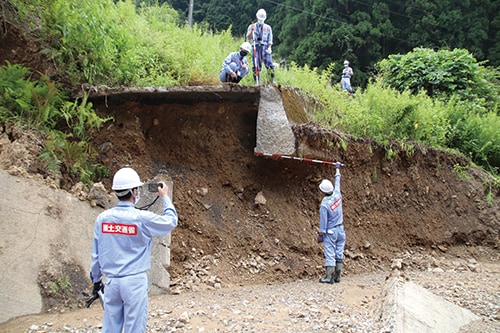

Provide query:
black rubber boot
left=319, top=266, right=335, bottom=284
left=333, top=260, right=343, bottom=283
left=269, top=68, right=275, bottom=83
left=230, top=76, right=242, bottom=83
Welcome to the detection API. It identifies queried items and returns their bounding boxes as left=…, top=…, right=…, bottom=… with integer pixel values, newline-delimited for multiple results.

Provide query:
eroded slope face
left=89, top=94, right=328, bottom=284
left=88, top=90, right=499, bottom=287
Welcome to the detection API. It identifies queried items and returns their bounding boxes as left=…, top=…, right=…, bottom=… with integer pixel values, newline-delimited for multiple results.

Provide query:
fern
left=1, top=62, right=112, bottom=185
left=60, top=93, right=113, bottom=140
left=40, top=133, right=109, bottom=185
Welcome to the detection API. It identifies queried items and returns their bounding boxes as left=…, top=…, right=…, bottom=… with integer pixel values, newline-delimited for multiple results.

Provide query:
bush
left=446, top=99, right=500, bottom=173
left=377, top=47, right=499, bottom=109
left=375, top=48, right=499, bottom=172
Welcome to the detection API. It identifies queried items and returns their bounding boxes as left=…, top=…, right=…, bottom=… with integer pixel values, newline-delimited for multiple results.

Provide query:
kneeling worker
left=219, top=42, right=252, bottom=83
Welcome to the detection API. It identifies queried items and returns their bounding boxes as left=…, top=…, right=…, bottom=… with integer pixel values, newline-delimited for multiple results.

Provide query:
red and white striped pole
left=254, top=151, right=345, bottom=167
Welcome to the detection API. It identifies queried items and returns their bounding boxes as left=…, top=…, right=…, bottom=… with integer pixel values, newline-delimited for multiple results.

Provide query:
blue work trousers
left=102, top=272, right=149, bottom=333
left=252, top=44, right=273, bottom=74
left=341, top=77, right=352, bottom=92
left=323, top=224, right=346, bottom=266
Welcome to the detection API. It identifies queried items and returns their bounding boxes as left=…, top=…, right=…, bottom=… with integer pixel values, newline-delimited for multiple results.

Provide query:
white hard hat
left=112, top=167, right=144, bottom=191
left=319, top=179, right=334, bottom=194
left=256, top=9, right=267, bottom=22
left=240, top=42, right=251, bottom=53
left=344, top=60, right=349, bottom=65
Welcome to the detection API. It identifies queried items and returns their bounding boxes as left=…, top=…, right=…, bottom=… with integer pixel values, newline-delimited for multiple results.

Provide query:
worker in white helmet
left=318, top=162, right=346, bottom=284
left=219, top=42, right=251, bottom=83
left=89, top=167, right=178, bottom=333
left=341, top=60, right=354, bottom=92
left=246, top=8, right=275, bottom=84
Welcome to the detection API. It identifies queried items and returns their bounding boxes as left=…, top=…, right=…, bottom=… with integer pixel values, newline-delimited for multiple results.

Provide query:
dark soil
left=85, top=97, right=499, bottom=287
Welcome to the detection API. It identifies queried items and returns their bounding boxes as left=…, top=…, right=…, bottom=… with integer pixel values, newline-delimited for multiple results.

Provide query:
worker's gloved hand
left=317, top=232, right=324, bottom=243
left=335, top=162, right=341, bottom=169
left=266, top=47, right=272, bottom=54
left=92, top=281, right=103, bottom=295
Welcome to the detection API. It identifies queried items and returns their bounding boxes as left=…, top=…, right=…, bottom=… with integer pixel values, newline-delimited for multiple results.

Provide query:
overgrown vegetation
left=0, top=62, right=111, bottom=186
left=2, top=0, right=499, bottom=184
left=36, top=0, right=235, bottom=86
left=165, top=0, right=500, bottom=84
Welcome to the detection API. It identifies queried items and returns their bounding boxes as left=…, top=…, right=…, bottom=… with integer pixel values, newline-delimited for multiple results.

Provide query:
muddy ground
left=1, top=11, right=499, bottom=316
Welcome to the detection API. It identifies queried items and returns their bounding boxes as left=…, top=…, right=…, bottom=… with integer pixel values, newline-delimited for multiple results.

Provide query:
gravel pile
left=24, top=257, right=499, bottom=333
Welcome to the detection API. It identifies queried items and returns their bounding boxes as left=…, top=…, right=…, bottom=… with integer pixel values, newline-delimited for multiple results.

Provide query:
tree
left=161, top=0, right=499, bottom=87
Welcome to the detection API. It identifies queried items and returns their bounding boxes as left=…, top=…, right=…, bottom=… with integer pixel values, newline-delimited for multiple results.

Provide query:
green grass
left=5, top=0, right=500, bottom=177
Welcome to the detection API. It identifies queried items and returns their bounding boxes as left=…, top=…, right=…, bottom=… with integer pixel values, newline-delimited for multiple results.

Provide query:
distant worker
left=246, top=8, right=275, bottom=84
left=341, top=60, right=353, bottom=92
left=318, top=162, right=346, bottom=284
left=90, top=167, right=178, bottom=333
left=220, top=42, right=252, bottom=84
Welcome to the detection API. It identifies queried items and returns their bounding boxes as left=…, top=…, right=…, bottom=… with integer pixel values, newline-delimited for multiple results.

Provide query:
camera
left=147, top=182, right=163, bottom=192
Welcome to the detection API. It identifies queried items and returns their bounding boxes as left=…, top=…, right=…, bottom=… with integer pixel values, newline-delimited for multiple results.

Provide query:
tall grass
left=334, top=82, right=450, bottom=147
left=33, top=0, right=243, bottom=86
left=7, top=0, right=500, bottom=176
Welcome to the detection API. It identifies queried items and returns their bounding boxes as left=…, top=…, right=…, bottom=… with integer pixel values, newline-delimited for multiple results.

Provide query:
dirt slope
left=81, top=94, right=499, bottom=291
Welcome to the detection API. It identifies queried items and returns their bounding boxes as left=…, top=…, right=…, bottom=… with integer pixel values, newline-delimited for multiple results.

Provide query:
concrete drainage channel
left=379, top=276, right=478, bottom=332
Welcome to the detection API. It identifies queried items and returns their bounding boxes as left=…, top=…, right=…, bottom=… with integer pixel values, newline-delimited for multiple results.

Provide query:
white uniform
left=341, top=65, right=353, bottom=92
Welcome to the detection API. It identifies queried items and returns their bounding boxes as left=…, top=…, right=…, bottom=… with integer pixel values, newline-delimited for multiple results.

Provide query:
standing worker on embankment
left=318, top=162, right=346, bottom=284
left=246, top=8, right=275, bottom=84
left=341, top=60, right=353, bottom=92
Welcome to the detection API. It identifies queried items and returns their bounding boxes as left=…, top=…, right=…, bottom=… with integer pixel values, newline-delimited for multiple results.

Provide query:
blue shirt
left=90, top=196, right=178, bottom=282
left=319, top=172, right=343, bottom=233
left=246, top=22, right=273, bottom=46
left=220, top=51, right=249, bottom=77
left=342, top=66, right=353, bottom=79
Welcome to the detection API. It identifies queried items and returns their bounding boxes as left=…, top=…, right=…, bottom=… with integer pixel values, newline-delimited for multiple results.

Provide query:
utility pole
left=188, top=0, right=194, bottom=27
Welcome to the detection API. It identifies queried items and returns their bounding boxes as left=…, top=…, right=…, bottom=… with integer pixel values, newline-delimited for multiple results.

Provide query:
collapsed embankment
left=83, top=84, right=500, bottom=288
left=0, top=84, right=498, bottom=325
